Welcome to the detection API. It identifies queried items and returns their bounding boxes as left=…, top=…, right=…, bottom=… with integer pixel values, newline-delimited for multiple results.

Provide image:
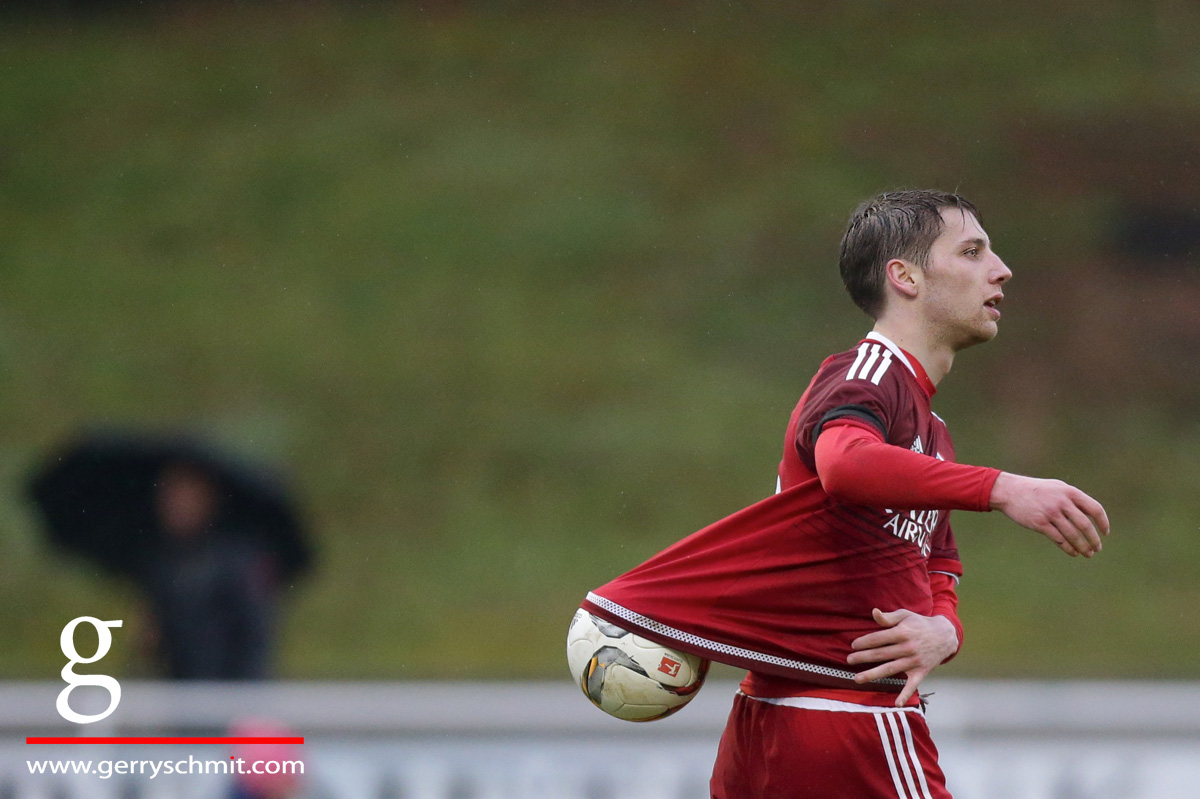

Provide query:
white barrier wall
left=2, top=680, right=1198, bottom=798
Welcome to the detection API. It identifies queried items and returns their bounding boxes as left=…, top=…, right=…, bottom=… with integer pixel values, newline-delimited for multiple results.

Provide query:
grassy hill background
left=2, top=2, right=1200, bottom=680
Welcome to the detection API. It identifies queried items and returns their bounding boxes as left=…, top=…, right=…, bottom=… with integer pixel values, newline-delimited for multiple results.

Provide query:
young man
left=580, top=190, right=1109, bottom=798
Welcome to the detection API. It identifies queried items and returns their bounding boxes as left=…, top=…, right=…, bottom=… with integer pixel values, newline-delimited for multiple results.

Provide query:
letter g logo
left=57, top=617, right=123, bottom=724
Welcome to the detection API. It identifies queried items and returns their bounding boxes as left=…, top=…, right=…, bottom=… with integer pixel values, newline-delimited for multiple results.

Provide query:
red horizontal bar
left=26, top=737, right=304, bottom=745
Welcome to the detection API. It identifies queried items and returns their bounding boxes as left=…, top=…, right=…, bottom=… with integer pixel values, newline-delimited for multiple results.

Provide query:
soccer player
left=580, top=190, right=1109, bottom=798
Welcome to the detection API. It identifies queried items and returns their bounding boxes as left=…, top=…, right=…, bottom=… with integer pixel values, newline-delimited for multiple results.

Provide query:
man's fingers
left=852, top=660, right=909, bottom=684
left=1000, top=475, right=1111, bottom=554
left=1075, top=491, right=1110, bottom=536
left=1052, top=514, right=1088, bottom=557
left=853, top=660, right=928, bottom=706
left=869, top=607, right=911, bottom=627
left=851, top=608, right=918, bottom=650
left=896, top=675, right=921, bottom=708
left=1039, top=520, right=1077, bottom=557
left=1050, top=508, right=1099, bottom=558
left=1062, top=502, right=1102, bottom=555
left=850, top=628, right=903, bottom=651
left=847, top=643, right=909, bottom=665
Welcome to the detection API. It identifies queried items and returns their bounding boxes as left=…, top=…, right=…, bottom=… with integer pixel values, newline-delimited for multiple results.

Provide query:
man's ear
left=885, top=258, right=920, bottom=299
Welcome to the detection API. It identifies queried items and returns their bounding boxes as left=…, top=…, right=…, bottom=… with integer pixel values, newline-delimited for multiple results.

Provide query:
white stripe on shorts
left=874, top=711, right=934, bottom=799
left=875, top=713, right=908, bottom=798
left=742, top=692, right=934, bottom=798
left=741, top=691, right=921, bottom=716
left=899, top=712, right=934, bottom=799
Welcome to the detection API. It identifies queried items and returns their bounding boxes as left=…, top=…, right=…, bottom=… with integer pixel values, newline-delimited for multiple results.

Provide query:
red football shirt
left=582, top=332, right=994, bottom=692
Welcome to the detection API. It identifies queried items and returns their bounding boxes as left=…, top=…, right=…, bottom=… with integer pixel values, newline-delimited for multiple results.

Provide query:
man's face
left=156, top=465, right=217, bottom=538
left=919, top=207, right=1012, bottom=351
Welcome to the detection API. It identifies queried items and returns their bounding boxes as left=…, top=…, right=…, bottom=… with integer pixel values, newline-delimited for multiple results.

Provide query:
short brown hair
left=839, top=189, right=981, bottom=318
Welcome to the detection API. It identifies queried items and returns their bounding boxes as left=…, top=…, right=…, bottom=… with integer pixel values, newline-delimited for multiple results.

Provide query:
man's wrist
left=932, top=613, right=962, bottom=661
left=988, top=471, right=1014, bottom=511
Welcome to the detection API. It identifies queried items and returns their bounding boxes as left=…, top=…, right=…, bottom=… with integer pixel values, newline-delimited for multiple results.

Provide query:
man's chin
left=953, top=324, right=999, bottom=351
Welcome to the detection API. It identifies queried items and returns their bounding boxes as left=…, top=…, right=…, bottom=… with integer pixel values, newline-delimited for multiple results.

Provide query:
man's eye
left=964, top=248, right=978, bottom=257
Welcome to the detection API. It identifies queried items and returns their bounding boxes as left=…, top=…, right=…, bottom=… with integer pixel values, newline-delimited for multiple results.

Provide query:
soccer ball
left=566, top=608, right=709, bottom=722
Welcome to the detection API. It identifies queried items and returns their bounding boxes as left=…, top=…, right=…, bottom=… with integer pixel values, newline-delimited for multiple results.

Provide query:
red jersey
left=582, top=332, right=992, bottom=692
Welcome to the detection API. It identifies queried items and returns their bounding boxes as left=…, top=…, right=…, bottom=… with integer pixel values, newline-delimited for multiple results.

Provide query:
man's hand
left=989, top=472, right=1109, bottom=558
left=848, top=608, right=959, bottom=708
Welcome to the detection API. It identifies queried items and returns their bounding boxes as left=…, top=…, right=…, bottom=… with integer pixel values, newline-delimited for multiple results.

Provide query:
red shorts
left=710, top=691, right=952, bottom=799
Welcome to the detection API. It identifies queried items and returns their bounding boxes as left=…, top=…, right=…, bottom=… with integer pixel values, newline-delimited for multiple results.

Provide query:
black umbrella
left=28, top=431, right=313, bottom=583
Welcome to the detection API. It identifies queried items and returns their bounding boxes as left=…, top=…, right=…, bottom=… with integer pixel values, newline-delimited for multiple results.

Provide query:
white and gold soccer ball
left=566, top=608, right=709, bottom=722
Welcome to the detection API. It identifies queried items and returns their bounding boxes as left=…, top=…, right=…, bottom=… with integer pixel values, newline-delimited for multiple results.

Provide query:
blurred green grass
left=2, top=2, right=1200, bottom=680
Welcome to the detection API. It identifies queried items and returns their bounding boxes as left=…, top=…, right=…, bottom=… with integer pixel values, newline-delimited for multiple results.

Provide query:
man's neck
left=870, top=321, right=955, bottom=386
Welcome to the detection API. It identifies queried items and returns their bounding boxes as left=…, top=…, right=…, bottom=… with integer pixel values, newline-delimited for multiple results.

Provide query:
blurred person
left=579, top=190, right=1109, bottom=798
left=143, top=461, right=277, bottom=679
left=29, top=432, right=313, bottom=680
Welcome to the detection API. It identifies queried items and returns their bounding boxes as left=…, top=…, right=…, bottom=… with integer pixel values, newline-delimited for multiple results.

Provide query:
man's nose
left=993, top=256, right=1013, bottom=283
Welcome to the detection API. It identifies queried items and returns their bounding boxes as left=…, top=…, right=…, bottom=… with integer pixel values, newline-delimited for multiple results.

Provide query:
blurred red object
left=228, top=720, right=304, bottom=799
